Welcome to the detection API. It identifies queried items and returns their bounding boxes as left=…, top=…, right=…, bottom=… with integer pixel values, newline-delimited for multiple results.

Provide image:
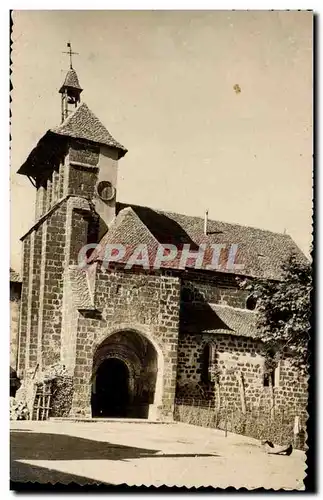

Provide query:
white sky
left=10, top=10, right=313, bottom=272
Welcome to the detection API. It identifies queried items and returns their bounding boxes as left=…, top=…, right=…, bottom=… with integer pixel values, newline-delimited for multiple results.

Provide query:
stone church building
left=15, top=63, right=308, bottom=422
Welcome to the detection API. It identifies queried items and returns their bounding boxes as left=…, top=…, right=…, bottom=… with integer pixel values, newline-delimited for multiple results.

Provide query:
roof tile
left=51, top=103, right=127, bottom=156
left=59, top=68, right=83, bottom=92
left=89, top=207, right=159, bottom=264
left=181, top=302, right=258, bottom=338
left=110, top=203, right=307, bottom=279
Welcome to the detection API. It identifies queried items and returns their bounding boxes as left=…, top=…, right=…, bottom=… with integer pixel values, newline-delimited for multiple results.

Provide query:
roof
left=210, top=304, right=258, bottom=337
left=89, top=207, right=159, bottom=263
left=50, top=103, right=127, bottom=156
left=59, top=68, right=83, bottom=93
left=17, top=102, right=128, bottom=175
left=10, top=268, right=21, bottom=283
left=181, top=303, right=258, bottom=338
left=91, top=202, right=306, bottom=280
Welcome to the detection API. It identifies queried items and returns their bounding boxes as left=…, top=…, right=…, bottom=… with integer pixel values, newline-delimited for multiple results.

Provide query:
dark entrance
left=91, top=358, right=130, bottom=418
left=92, top=330, right=159, bottom=419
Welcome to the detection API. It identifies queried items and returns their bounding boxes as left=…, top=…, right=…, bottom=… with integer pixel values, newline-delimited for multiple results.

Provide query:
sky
left=10, top=10, right=313, bottom=273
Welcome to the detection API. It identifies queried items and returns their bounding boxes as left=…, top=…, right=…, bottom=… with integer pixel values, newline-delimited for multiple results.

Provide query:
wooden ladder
left=33, top=382, right=52, bottom=420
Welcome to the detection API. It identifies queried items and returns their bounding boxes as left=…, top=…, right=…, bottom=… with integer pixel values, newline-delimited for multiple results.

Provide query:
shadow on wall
left=180, top=300, right=230, bottom=333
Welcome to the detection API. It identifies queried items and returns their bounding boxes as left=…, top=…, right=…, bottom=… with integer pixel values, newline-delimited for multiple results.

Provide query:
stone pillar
left=35, top=185, right=46, bottom=221
left=58, top=162, right=65, bottom=198
left=69, top=328, right=93, bottom=418
left=46, top=173, right=52, bottom=212
left=52, top=169, right=60, bottom=205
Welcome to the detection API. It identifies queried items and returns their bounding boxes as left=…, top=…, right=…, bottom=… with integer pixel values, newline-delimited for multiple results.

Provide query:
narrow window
left=201, top=343, right=212, bottom=383
left=246, top=295, right=257, bottom=310
left=263, top=370, right=275, bottom=387
left=263, top=351, right=280, bottom=387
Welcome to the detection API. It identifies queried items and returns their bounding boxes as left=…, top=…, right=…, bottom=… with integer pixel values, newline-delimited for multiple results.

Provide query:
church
left=15, top=57, right=308, bottom=424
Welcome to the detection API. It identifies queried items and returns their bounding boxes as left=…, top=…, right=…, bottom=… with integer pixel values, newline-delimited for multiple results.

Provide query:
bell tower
left=16, top=45, right=128, bottom=380
left=59, top=43, right=83, bottom=122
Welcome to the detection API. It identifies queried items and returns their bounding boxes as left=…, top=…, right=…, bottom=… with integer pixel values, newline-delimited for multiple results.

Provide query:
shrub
left=50, top=376, right=74, bottom=417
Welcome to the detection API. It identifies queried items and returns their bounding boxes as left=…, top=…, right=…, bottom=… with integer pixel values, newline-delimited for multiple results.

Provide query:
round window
left=96, top=181, right=115, bottom=202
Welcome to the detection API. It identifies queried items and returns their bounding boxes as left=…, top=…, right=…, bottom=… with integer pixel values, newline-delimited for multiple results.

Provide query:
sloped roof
left=10, top=268, right=21, bottom=283
left=59, top=68, right=83, bottom=92
left=181, top=302, right=258, bottom=338
left=51, top=103, right=127, bottom=156
left=89, top=207, right=159, bottom=263
left=210, top=304, right=258, bottom=337
left=103, top=203, right=306, bottom=280
left=17, top=102, right=127, bottom=176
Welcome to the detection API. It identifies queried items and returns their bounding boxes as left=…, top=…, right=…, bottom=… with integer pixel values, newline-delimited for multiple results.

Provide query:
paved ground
left=10, top=420, right=306, bottom=489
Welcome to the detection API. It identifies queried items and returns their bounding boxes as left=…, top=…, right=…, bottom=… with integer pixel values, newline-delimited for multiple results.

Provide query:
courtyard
left=10, top=420, right=306, bottom=489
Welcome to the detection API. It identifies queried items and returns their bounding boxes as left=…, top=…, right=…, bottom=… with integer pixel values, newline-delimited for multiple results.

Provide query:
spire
left=59, top=43, right=83, bottom=122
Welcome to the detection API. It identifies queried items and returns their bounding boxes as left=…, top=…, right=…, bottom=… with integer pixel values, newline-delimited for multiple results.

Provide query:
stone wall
left=41, top=202, right=68, bottom=367
left=17, top=200, right=69, bottom=375
left=28, top=226, right=43, bottom=369
left=17, top=236, right=31, bottom=376
left=69, top=266, right=181, bottom=420
left=10, top=281, right=21, bottom=370
left=181, top=271, right=248, bottom=308
left=68, top=164, right=98, bottom=198
left=176, top=331, right=308, bottom=421
left=177, top=270, right=307, bottom=423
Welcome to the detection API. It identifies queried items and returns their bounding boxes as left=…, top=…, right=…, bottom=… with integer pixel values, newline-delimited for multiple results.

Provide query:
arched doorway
left=92, top=358, right=130, bottom=418
left=91, top=330, right=160, bottom=419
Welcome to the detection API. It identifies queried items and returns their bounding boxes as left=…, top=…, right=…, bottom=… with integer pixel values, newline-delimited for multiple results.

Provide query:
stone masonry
left=69, top=266, right=180, bottom=420
left=10, top=270, right=22, bottom=371
left=177, top=271, right=308, bottom=423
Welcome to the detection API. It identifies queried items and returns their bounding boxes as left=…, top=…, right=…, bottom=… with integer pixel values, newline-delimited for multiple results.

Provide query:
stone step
left=49, top=417, right=174, bottom=424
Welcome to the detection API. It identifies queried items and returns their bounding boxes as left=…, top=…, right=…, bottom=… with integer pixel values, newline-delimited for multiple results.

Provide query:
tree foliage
left=239, top=253, right=312, bottom=373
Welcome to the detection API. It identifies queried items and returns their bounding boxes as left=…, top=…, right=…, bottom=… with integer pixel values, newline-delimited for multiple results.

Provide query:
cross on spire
left=62, top=42, right=79, bottom=69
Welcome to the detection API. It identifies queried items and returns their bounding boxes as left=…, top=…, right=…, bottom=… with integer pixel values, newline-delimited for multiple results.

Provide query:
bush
left=50, top=376, right=74, bottom=417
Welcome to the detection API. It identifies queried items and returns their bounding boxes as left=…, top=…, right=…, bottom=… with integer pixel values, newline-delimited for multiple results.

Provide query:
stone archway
left=91, top=330, right=161, bottom=419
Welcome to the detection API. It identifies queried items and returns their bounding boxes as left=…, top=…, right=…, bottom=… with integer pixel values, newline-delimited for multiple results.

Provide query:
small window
left=201, top=343, right=212, bottom=384
left=246, top=295, right=257, bottom=310
left=263, top=356, right=280, bottom=388
left=263, top=370, right=275, bottom=387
